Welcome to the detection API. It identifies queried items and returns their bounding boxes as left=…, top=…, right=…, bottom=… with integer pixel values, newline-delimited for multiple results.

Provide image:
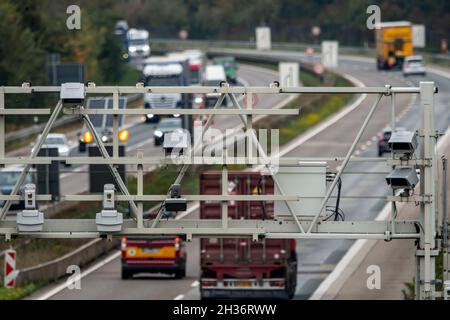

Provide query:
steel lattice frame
left=0, top=82, right=444, bottom=299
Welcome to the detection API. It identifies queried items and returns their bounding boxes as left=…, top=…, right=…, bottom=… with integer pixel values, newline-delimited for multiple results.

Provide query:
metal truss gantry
left=0, top=82, right=446, bottom=299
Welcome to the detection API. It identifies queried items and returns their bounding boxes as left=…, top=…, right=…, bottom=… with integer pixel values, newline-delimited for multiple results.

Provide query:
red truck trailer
left=200, top=171, right=297, bottom=299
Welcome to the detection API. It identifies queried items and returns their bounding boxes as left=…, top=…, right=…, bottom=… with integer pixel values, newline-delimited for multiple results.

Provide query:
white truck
left=126, top=28, right=150, bottom=59
left=203, top=65, right=228, bottom=108
left=167, top=50, right=206, bottom=85
left=143, top=57, right=191, bottom=124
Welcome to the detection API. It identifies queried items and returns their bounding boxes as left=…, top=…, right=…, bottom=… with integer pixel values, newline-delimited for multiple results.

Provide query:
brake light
left=83, top=131, right=93, bottom=143
left=201, top=280, right=217, bottom=288
left=174, top=236, right=181, bottom=251
left=269, top=280, right=285, bottom=288
left=121, top=237, right=127, bottom=250
left=190, top=64, right=200, bottom=71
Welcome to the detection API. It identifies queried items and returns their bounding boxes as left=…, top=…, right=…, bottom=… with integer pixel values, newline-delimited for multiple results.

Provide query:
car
left=403, top=55, right=426, bottom=77
left=33, top=133, right=71, bottom=166
left=0, top=165, right=35, bottom=211
left=113, top=20, right=129, bottom=36
left=153, top=118, right=183, bottom=146
left=377, top=127, right=406, bottom=156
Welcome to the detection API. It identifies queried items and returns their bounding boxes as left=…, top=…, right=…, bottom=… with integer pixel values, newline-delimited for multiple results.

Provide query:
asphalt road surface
left=30, top=51, right=450, bottom=300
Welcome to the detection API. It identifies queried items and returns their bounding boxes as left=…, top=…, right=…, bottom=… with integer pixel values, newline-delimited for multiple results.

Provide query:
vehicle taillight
left=269, top=280, right=285, bottom=288
left=121, top=237, right=127, bottom=250
left=174, top=236, right=181, bottom=251
left=201, top=280, right=217, bottom=288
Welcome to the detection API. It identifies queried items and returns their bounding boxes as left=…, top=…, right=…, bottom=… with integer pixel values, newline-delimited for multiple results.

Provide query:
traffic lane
left=165, top=60, right=421, bottom=300
left=47, top=64, right=287, bottom=299
left=57, top=64, right=281, bottom=196
left=181, top=70, right=416, bottom=300
left=278, top=60, right=418, bottom=298
left=172, top=55, right=449, bottom=300
left=50, top=200, right=202, bottom=300
left=294, top=68, right=450, bottom=299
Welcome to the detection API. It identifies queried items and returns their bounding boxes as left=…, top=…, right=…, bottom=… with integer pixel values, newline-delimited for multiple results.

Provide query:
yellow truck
left=375, top=21, right=413, bottom=70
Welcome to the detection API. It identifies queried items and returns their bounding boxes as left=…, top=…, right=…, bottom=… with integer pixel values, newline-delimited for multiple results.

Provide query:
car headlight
left=174, top=114, right=180, bottom=118
left=59, top=146, right=69, bottom=154
left=128, top=47, right=137, bottom=53
left=194, top=97, right=203, bottom=104
left=146, top=114, right=154, bottom=119
left=154, top=130, right=163, bottom=138
left=143, top=45, right=150, bottom=52
left=101, top=135, right=108, bottom=142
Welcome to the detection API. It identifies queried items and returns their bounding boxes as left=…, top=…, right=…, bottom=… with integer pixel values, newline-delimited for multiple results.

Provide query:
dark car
left=377, top=127, right=406, bottom=156
left=0, top=166, right=35, bottom=211
left=153, top=118, right=183, bottom=146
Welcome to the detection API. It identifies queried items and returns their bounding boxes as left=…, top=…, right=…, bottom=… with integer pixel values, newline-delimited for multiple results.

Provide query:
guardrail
left=16, top=238, right=118, bottom=287
left=152, top=38, right=450, bottom=63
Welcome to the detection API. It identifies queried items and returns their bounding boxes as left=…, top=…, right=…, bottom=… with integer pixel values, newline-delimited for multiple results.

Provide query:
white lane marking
left=191, top=280, right=199, bottom=287
left=279, top=72, right=367, bottom=157
left=60, top=165, right=85, bottom=179
left=36, top=250, right=121, bottom=300
left=174, top=294, right=185, bottom=300
left=174, top=69, right=370, bottom=300
left=310, top=123, right=450, bottom=300
left=35, top=192, right=201, bottom=300
left=427, top=66, right=450, bottom=79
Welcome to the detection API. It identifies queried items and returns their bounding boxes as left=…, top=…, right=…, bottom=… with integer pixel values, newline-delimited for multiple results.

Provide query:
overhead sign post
left=321, top=41, right=339, bottom=68
left=412, top=24, right=426, bottom=48
left=256, top=27, right=271, bottom=51
left=279, top=62, right=299, bottom=87
left=4, top=249, right=17, bottom=288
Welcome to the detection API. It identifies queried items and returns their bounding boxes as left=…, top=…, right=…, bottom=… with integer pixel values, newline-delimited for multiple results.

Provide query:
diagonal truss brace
left=0, top=100, right=64, bottom=219
left=81, top=109, right=139, bottom=218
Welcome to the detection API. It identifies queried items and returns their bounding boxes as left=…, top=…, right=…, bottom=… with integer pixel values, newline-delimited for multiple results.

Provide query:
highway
left=28, top=51, right=450, bottom=300
left=9, top=64, right=286, bottom=198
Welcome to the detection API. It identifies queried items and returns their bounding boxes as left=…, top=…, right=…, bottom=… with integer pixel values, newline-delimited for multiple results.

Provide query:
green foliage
left=0, top=282, right=45, bottom=300
left=402, top=280, right=415, bottom=300
left=1, top=0, right=129, bottom=87
left=116, top=0, right=449, bottom=49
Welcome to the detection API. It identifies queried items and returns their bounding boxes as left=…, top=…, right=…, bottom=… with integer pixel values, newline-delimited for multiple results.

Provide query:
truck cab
left=168, top=50, right=206, bottom=85
left=202, top=65, right=228, bottom=108
left=213, top=56, right=237, bottom=84
left=126, top=28, right=150, bottom=60
left=143, top=57, right=191, bottom=124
